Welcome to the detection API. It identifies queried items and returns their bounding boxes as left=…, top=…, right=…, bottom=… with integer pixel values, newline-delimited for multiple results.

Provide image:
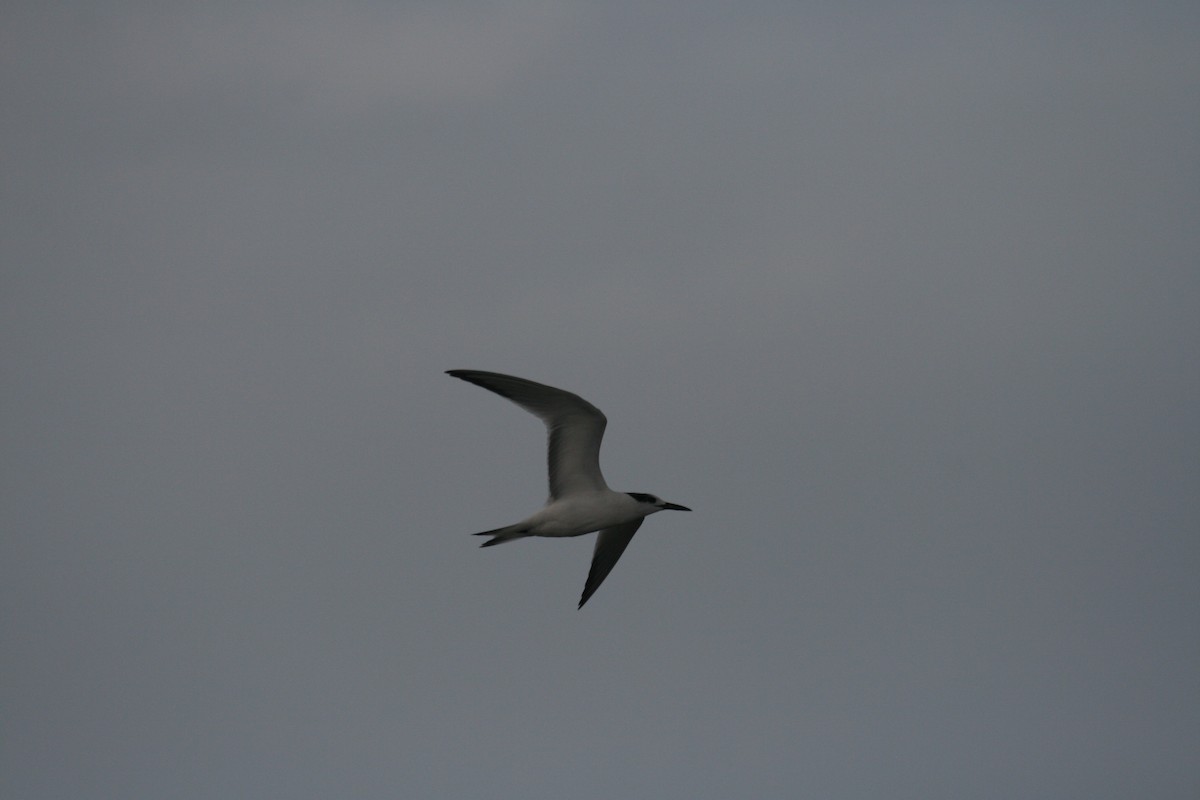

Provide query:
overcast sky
left=3, top=3, right=1198, bottom=798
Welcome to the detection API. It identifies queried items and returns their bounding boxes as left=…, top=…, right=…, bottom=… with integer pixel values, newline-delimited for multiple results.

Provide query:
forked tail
left=473, top=525, right=529, bottom=548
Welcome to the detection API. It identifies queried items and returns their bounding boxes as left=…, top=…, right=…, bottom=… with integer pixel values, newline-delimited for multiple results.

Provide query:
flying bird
left=446, top=370, right=690, bottom=608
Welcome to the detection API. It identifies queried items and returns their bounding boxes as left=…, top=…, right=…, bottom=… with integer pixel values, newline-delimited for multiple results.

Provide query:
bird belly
left=524, top=494, right=641, bottom=537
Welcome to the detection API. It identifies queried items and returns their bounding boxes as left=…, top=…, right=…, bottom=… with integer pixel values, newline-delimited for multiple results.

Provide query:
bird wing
left=578, top=518, right=644, bottom=609
left=446, top=370, right=609, bottom=499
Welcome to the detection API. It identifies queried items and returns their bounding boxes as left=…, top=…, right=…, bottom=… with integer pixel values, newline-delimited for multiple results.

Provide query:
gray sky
left=3, top=2, right=1198, bottom=798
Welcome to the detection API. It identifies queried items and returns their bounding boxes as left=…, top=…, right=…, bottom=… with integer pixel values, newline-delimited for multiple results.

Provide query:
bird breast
left=525, top=492, right=643, bottom=537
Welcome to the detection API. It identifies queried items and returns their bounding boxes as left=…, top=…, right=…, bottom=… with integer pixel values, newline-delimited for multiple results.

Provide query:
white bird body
left=514, top=490, right=651, bottom=537
left=446, top=369, right=690, bottom=608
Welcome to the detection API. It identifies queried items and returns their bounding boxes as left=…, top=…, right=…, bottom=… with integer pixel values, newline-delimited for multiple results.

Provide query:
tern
left=446, top=370, right=690, bottom=608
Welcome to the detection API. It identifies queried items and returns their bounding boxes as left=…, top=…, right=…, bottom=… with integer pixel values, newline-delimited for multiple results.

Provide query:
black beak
left=661, top=502, right=691, bottom=511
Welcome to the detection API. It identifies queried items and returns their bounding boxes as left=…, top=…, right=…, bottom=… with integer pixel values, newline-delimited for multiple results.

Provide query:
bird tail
left=473, top=525, right=529, bottom=548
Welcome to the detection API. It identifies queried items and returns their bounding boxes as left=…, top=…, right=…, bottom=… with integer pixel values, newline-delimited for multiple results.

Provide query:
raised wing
left=578, top=519, right=644, bottom=608
left=446, top=370, right=609, bottom=498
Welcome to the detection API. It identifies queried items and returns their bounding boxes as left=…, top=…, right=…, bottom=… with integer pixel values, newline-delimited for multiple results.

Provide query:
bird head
left=627, top=492, right=691, bottom=512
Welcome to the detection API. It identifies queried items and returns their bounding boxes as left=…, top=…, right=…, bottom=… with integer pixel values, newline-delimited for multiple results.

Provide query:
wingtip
left=445, top=369, right=492, bottom=387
